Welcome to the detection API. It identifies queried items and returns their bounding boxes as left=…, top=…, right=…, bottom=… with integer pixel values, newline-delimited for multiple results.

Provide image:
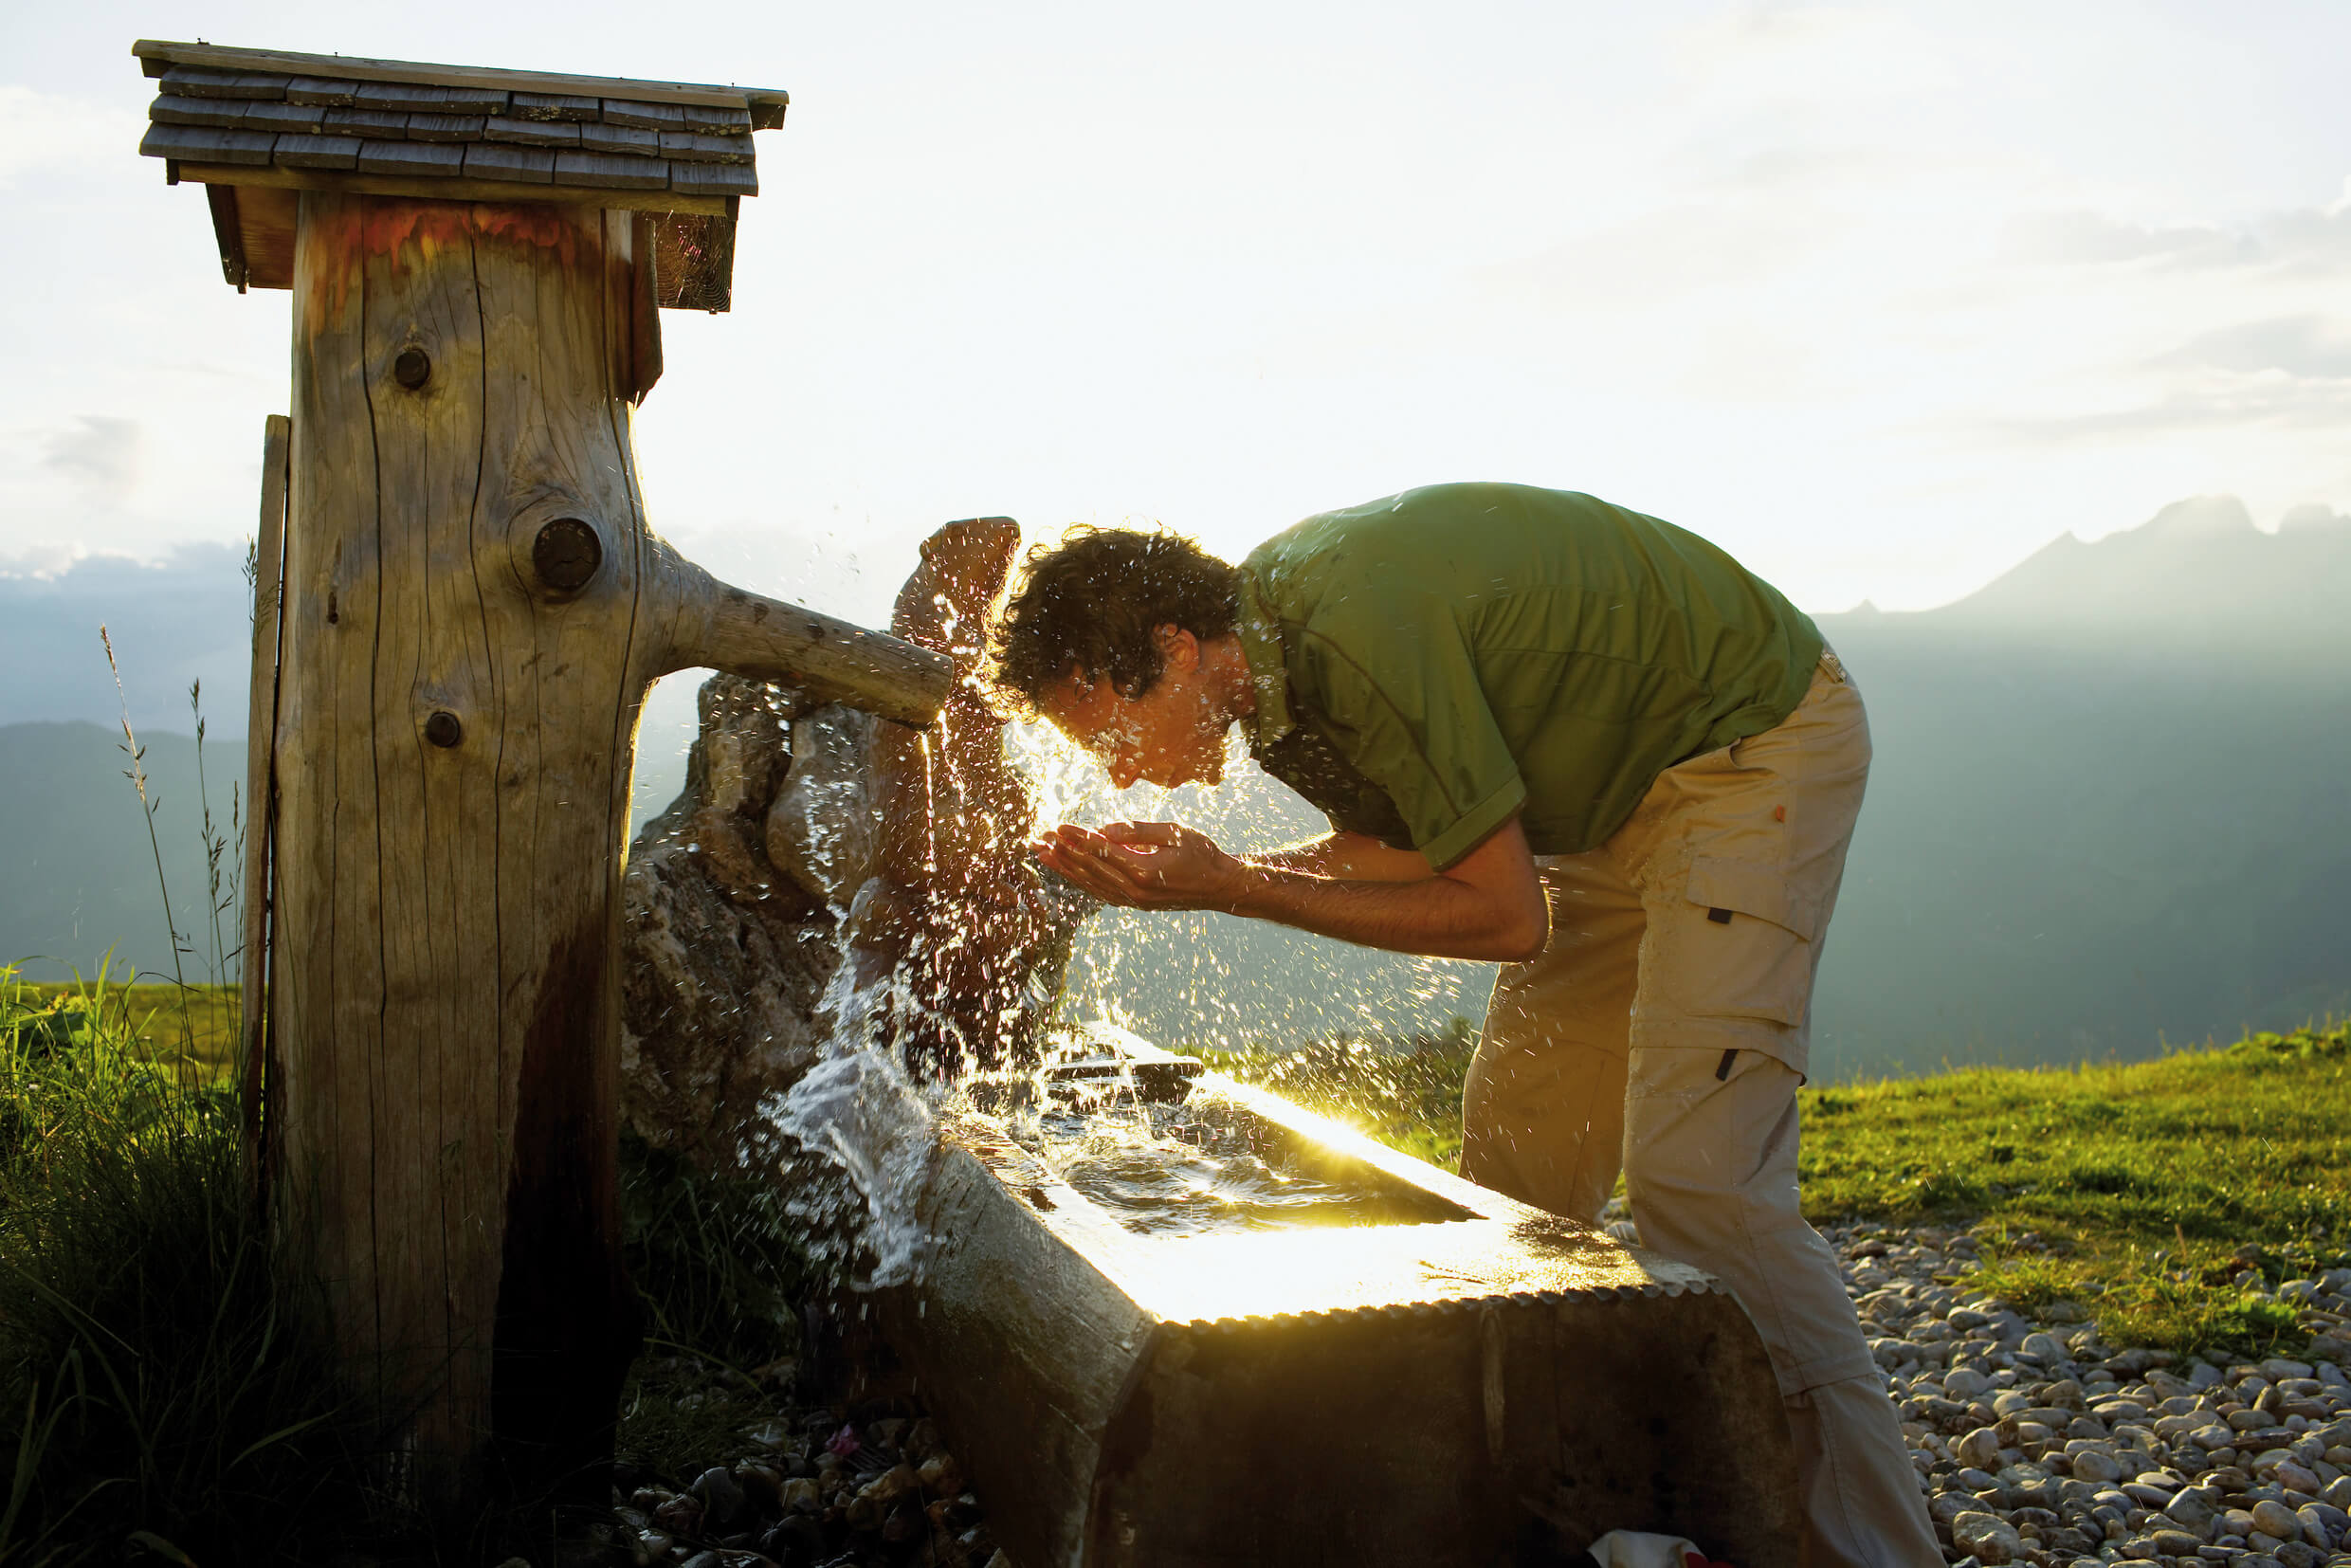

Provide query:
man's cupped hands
left=1032, top=820, right=1248, bottom=912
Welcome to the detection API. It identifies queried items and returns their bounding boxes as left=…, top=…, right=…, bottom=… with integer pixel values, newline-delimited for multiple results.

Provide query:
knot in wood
left=392, top=346, right=432, bottom=391
left=424, top=711, right=464, bottom=749
left=533, top=519, right=604, bottom=593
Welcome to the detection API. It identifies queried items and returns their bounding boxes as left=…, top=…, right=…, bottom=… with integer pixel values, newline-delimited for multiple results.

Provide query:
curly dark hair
left=990, top=526, right=1243, bottom=715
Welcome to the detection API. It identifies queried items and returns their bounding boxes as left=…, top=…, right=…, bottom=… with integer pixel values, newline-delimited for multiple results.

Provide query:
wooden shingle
left=600, top=100, right=687, bottom=132
left=284, top=77, right=360, bottom=106
left=405, top=113, right=488, bottom=143
left=243, top=101, right=326, bottom=134
left=353, top=81, right=510, bottom=116
left=509, top=92, right=603, bottom=122
left=580, top=122, right=661, bottom=158
left=162, top=65, right=288, bottom=100
left=151, top=96, right=251, bottom=130
left=356, top=141, right=466, bottom=178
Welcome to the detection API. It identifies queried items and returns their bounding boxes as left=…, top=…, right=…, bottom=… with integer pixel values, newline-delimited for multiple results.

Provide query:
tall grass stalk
left=98, top=628, right=194, bottom=1065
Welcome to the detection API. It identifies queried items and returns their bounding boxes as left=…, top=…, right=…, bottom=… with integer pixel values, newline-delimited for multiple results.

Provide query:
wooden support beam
left=239, top=413, right=289, bottom=1202
left=265, top=191, right=944, bottom=1511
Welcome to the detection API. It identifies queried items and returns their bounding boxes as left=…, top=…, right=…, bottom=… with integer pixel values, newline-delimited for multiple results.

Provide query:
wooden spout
left=653, top=546, right=953, bottom=728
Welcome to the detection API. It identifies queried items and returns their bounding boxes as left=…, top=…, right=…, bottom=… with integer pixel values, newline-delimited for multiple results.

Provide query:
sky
left=6, top=0, right=2351, bottom=645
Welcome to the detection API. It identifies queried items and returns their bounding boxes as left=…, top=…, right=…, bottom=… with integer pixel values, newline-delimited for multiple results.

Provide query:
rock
left=780, top=1476, right=822, bottom=1513
left=2271, top=1541, right=2321, bottom=1568
left=651, top=1493, right=703, bottom=1537
left=2298, top=1499, right=2349, bottom=1543
left=734, top=1461, right=781, bottom=1513
left=2252, top=1497, right=2307, bottom=1538
left=2020, top=1332, right=2070, bottom=1364
left=1956, top=1427, right=2005, bottom=1468
left=1945, top=1367, right=1994, bottom=1399
left=691, top=1465, right=745, bottom=1528
left=2324, top=1474, right=2351, bottom=1511
left=920, top=1452, right=965, bottom=1497
left=1951, top=1510, right=2024, bottom=1561
left=2275, top=1458, right=2322, bottom=1493
left=620, top=681, right=836, bottom=1165
left=2161, top=1486, right=2218, bottom=1528
left=873, top=1462, right=922, bottom=1502
left=2069, top=1449, right=2123, bottom=1483
left=766, top=704, right=880, bottom=906
left=760, top=1516, right=826, bottom=1561
left=2144, top=1528, right=2204, bottom=1555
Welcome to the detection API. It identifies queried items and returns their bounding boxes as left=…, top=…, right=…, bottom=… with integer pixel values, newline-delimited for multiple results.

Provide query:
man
left=995, top=482, right=1939, bottom=1568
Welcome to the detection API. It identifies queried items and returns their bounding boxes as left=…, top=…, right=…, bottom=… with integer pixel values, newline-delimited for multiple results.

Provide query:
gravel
left=1801, top=1216, right=2351, bottom=1567
left=609, top=1408, right=1008, bottom=1568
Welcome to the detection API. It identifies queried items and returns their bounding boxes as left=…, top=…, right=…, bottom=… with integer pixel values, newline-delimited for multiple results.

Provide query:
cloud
left=2157, top=314, right=2351, bottom=378
left=1971, top=378, right=2351, bottom=447
left=1996, top=191, right=2351, bottom=279
left=1996, top=210, right=2245, bottom=268
left=41, top=416, right=143, bottom=503
left=0, top=86, right=137, bottom=191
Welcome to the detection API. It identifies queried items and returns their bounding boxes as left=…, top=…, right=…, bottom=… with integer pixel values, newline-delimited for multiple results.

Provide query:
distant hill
left=0, top=722, right=238, bottom=986
left=9, top=497, right=2349, bottom=1075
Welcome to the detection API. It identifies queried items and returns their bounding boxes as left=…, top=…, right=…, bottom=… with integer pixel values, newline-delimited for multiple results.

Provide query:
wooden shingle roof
left=133, top=40, right=787, bottom=311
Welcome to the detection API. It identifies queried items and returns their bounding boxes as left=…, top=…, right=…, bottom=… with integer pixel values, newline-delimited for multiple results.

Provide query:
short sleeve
left=1289, top=603, right=1526, bottom=869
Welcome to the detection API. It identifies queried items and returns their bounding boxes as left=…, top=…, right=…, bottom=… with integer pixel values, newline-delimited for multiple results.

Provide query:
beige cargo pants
left=1460, top=654, right=1941, bottom=1568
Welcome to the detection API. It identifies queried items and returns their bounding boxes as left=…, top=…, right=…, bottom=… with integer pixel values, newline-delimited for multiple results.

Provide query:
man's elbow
left=1484, top=905, right=1550, bottom=964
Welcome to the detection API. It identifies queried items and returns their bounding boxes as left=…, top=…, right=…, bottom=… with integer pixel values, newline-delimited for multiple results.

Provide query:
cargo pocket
left=1666, top=855, right=1821, bottom=1027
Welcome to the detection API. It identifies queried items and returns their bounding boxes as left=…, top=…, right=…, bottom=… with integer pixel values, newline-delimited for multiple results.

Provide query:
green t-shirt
left=1234, top=483, right=1824, bottom=867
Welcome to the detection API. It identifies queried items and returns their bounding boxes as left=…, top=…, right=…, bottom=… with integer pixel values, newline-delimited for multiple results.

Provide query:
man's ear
left=1154, top=624, right=1200, bottom=673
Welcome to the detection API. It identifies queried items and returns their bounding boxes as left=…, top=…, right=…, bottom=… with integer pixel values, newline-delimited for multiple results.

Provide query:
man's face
left=1037, top=629, right=1232, bottom=791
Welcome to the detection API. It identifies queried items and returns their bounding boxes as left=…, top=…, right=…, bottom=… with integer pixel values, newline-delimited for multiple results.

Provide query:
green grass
left=1209, top=1019, right=2351, bottom=1362
left=1795, top=1022, right=2351, bottom=1358
left=13, top=982, right=240, bottom=1085
left=0, top=966, right=407, bottom=1567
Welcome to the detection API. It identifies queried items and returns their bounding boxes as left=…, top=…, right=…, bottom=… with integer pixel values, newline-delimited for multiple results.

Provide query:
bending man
left=996, top=482, right=1937, bottom=1568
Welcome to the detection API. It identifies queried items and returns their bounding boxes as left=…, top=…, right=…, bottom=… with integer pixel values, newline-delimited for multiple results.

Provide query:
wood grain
left=239, top=413, right=289, bottom=1200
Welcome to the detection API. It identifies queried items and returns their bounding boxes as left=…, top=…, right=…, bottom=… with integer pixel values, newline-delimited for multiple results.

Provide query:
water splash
left=762, top=717, right=1488, bottom=1292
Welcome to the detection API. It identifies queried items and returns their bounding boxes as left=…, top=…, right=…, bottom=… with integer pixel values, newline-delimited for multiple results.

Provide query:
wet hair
left=991, top=526, right=1242, bottom=716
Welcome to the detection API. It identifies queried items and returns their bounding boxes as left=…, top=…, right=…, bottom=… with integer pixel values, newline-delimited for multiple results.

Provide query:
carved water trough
left=874, top=1030, right=1803, bottom=1568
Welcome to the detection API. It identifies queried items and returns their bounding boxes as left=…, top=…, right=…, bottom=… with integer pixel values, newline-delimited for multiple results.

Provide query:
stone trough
left=873, top=1030, right=1803, bottom=1568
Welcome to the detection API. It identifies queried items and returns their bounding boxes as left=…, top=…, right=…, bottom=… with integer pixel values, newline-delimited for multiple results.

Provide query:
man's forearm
left=1222, top=863, right=1545, bottom=962
left=1247, top=831, right=1433, bottom=884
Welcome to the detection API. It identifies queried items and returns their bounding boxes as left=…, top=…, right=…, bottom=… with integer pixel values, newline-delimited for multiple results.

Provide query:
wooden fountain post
left=134, top=40, right=951, bottom=1506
